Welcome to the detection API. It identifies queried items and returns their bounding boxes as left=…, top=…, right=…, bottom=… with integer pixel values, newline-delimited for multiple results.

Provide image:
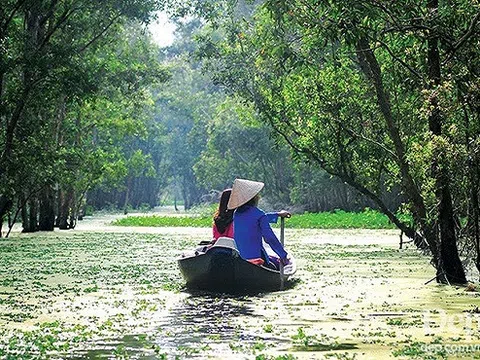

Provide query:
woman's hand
left=277, top=210, right=291, bottom=218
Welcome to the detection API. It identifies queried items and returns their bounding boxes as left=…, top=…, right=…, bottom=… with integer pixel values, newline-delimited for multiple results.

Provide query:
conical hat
left=227, top=179, right=264, bottom=209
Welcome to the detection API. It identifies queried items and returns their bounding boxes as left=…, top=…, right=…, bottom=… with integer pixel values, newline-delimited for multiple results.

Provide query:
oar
left=280, top=216, right=285, bottom=290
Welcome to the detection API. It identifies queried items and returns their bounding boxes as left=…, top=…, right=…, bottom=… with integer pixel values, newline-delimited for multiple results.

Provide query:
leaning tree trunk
left=355, top=36, right=432, bottom=251
left=427, top=0, right=466, bottom=284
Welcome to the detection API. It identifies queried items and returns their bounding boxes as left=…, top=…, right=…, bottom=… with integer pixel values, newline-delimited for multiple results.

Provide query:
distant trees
left=149, top=18, right=395, bottom=211
left=89, top=11, right=402, bottom=214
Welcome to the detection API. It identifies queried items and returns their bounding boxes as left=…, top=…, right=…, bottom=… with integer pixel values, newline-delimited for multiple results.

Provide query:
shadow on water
left=156, top=291, right=258, bottom=346
left=64, top=291, right=280, bottom=359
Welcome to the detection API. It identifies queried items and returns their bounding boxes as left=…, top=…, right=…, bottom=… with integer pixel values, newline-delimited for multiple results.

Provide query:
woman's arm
left=265, top=212, right=278, bottom=224
left=259, top=215, right=288, bottom=259
left=265, top=210, right=291, bottom=223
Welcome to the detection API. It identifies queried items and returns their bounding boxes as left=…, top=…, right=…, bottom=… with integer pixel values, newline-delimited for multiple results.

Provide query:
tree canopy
left=188, top=0, right=480, bottom=283
left=0, top=0, right=168, bottom=231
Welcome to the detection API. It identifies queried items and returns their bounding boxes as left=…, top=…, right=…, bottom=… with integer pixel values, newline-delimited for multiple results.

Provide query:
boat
left=178, top=237, right=296, bottom=292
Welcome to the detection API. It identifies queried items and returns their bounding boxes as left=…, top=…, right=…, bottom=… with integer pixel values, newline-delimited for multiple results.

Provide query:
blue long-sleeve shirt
left=233, top=205, right=288, bottom=260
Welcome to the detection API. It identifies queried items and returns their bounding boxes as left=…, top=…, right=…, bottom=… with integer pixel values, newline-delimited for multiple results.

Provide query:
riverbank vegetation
left=0, top=0, right=404, bottom=239
left=169, top=0, right=480, bottom=284
left=112, top=208, right=410, bottom=230
left=0, top=1, right=169, bottom=234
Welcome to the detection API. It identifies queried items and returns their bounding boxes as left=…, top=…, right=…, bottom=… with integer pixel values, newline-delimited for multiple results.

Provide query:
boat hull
left=178, top=247, right=290, bottom=292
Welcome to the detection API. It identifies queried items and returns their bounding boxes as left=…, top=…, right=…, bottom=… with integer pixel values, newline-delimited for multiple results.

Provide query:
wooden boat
left=178, top=237, right=296, bottom=292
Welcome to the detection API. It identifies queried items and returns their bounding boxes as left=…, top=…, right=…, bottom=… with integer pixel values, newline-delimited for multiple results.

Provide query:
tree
left=193, top=97, right=294, bottom=206
left=155, top=19, right=295, bottom=209
left=153, top=58, right=212, bottom=210
left=151, top=14, right=401, bottom=212
left=52, top=23, right=168, bottom=228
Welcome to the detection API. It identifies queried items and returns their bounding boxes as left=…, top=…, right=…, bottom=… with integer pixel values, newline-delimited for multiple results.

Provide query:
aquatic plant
left=112, top=209, right=409, bottom=229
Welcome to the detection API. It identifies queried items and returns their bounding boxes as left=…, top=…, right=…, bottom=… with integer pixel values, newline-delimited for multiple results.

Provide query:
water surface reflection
left=67, top=292, right=268, bottom=359
left=152, top=291, right=264, bottom=356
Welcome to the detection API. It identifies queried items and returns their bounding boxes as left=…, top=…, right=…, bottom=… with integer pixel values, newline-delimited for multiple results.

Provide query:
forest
left=0, top=0, right=480, bottom=358
left=1, top=0, right=478, bottom=281
left=0, top=0, right=394, bottom=231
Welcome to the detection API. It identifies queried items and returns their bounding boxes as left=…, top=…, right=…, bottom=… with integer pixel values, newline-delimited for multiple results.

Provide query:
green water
left=1, top=222, right=479, bottom=359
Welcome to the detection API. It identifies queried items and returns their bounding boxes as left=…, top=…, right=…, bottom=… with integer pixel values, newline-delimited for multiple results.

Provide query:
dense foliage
left=0, top=1, right=391, bottom=237
left=87, top=17, right=391, bottom=213
left=0, top=1, right=168, bottom=232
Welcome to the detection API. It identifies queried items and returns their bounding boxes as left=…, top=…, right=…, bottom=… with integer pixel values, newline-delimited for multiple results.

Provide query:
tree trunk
left=427, top=0, right=466, bottom=284
left=470, top=157, right=480, bottom=275
left=21, top=197, right=28, bottom=232
left=22, top=195, right=38, bottom=233
left=473, top=171, right=480, bottom=276
left=58, top=189, right=71, bottom=230
left=0, top=196, right=13, bottom=237
left=68, top=189, right=77, bottom=229
left=55, top=187, right=62, bottom=227
left=182, top=179, right=190, bottom=211
left=77, top=192, right=87, bottom=220
left=355, top=36, right=432, bottom=252
left=463, top=97, right=480, bottom=276
left=123, top=177, right=132, bottom=215
left=174, top=195, right=178, bottom=211
left=28, top=197, right=38, bottom=232
left=173, top=179, right=179, bottom=211
left=39, top=185, right=55, bottom=231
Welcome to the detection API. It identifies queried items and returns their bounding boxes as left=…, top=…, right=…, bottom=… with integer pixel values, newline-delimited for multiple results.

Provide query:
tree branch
left=39, top=0, right=60, bottom=28
left=443, top=10, right=480, bottom=64
left=381, top=24, right=433, bottom=35
left=335, top=117, right=399, bottom=161
left=78, top=13, right=122, bottom=53
left=37, top=6, right=79, bottom=51
left=372, top=37, right=423, bottom=80
left=1, top=0, right=28, bottom=34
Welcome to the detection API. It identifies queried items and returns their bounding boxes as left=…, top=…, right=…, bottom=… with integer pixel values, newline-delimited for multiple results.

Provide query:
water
left=1, top=215, right=480, bottom=359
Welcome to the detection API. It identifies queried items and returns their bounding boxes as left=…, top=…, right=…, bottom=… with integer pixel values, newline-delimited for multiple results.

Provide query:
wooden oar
left=280, top=216, right=285, bottom=290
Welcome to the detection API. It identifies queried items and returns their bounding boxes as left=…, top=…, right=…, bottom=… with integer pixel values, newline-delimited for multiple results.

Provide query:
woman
left=227, top=179, right=290, bottom=267
left=212, top=189, right=234, bottom=241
